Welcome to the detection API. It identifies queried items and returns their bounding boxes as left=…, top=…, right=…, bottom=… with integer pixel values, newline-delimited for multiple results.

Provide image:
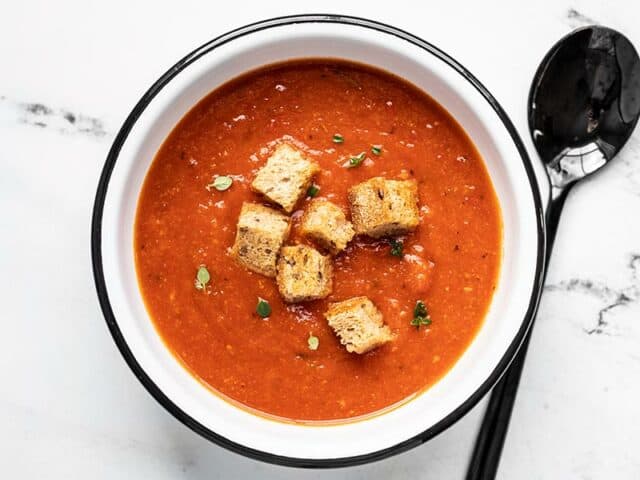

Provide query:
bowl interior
left=97, top=20, right=541, bottom=461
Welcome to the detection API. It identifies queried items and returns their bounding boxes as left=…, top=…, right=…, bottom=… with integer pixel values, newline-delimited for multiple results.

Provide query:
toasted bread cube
left=251, top=143, right=320, bottom=213
left=276, top=245, right=333, bottom=302
left=231, top=202, right=290, bottom=277
left=299, top=199, right=355, bottom=254
left=348, top=177, right=420, bottom=238
left=325, top=296, right=394, bottom=354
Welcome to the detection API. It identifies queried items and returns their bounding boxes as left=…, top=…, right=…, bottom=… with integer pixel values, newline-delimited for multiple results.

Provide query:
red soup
left=135, top=60, right=502, bottom=422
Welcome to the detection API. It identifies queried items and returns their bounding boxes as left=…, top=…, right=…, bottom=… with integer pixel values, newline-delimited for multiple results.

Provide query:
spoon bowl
left=529, top=26, right=640, bottom=189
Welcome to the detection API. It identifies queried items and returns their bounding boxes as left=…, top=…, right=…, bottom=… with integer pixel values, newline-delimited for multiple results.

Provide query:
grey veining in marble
left=545, top=253, right=640, bottom=335
left=0, top=96, right=110, bottom=138
left=565, top=8, right=598, bottom=28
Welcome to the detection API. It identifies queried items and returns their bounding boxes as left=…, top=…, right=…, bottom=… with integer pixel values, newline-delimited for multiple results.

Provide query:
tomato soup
left=135, top=60, right=502, bottom=422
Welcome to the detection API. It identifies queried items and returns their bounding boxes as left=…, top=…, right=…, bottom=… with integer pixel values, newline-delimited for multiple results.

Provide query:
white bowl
left=92, top=15, right=545, bottom=467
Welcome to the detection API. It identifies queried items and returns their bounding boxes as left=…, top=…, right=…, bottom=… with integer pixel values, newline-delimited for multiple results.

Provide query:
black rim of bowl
left=91, top=13, right=546, bottom=468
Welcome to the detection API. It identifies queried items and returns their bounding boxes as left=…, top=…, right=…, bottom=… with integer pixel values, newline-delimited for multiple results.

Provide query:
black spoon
left=467, top=25, right=640, bottom=480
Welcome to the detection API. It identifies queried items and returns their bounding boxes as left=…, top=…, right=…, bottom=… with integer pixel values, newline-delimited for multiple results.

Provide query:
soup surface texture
left=135, top=60, right=502, bottom=422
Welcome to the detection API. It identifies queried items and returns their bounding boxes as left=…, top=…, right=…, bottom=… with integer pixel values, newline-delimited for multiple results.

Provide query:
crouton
left=325, top=296, right=394, bottom=354
left=251, top=143, right=320, bottom=213
left=231, top=202, right=291, bottom=277
left=348, top=177, right=420, bottom=238
left=276, top=245, right=333, bottom=302
left=299, top=199, right=355, bottom=254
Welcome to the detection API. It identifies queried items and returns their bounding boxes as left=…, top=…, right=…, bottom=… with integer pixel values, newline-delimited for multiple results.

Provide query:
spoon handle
left=466, top=183, right=572, bottom=480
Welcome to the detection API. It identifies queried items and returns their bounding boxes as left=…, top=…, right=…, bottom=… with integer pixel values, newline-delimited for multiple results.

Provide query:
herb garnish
left=308, top=334, right=319, bottom=350
left=371, top=145, right=382, bottom=156
left=256, top=298, right=271, bottom=318
left=194, top=265, right=210, bottom=291
left=307, top=184, right=320, bottom=198
left=207, top=175, right=233, bottom=191
left=411, top=300, right=432, bottom=329
left=346, top=152, right=366, bottom=168
left=389, top=239, right=404, bottom=257
left=332, top=133, right=345, bottom=144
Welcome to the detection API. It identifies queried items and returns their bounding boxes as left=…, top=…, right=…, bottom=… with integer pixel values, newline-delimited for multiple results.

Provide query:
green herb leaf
left=410, top=316, right=432, bottom=328
left=389, top=239, right=404, bottom=257
left=256, top=298, right=271, bottom=318
left=194, top=265, right=210, bottom=291
left=307, top=333, right=320, bottom=350
left=207, top=175, right=233, bottom=191
left=371, top=145, right=382, bottom=156
left=307, top=184, right=320, bottom=198
left=411, top=300, right=432, bottom=329
left=346, top=152, right=366, bottom=168
left=332, top=133, right=345, bottom=144
left=414, top=300, right=428, bottom=318
left=308, top=334, right=319, bottom=351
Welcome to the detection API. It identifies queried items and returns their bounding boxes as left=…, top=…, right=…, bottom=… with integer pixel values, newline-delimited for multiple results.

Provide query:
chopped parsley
left=307, top=184, right=320, bottom=198
left=194, top=265, right=210, bottom=291
left=371, top=145, right=382, bottom=156
left=256, top=298, right=271, bottom=318
left=332, top=133, right=345, bottom=144
left=346, top=152, right=366, bottom=168
left=207, top=175, right=233, bottom=191
left=389, top=239, right=404, bottom=257
left=308, top=334, right=319, bottom=350
left=411, top=300, right=432, bottom=329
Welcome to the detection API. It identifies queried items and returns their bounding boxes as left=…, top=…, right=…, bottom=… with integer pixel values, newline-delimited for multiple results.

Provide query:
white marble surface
left=1, top=1, right=639, bottom=478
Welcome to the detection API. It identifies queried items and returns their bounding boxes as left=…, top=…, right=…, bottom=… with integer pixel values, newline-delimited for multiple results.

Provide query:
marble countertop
left=1, top=1, right=639, bottom=478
